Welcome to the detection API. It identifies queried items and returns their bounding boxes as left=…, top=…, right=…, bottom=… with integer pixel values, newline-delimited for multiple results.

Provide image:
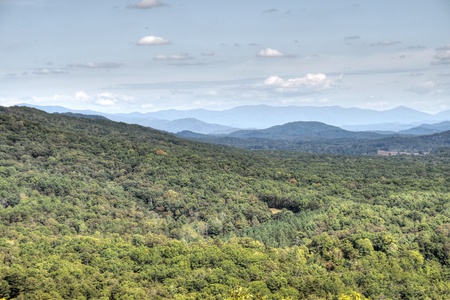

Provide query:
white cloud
left=203, top=90, right=219, bottom=96
left=264, top=76, right=285, bottom=86
left=0, top=97, right=26, bottom=107
left=407, top=81, right=436, bottom=94
left=432, top=46, right=450, bottom=65
left=154, top=53, right=194, bottom=61
left=75, top=91, right=89, bottom=101
left=141, top=103, right=155, bottom=109
left=67, top=62, right=122, bottom=69
left=73, top=91, right=135, bottom=107
left=0, top=92, right=137, bottom=112
left=33, top=68, right=68, bottom=75
left=256, top=48, right=288, bottom=57
left=94, top=92, right=135, bottom=106
left=96, top=98, right=116, bottom=106
left=137, top=36, right=170, bottom=45
left=264, top=73, right=334, bottom=91
left=133, top=0, right=165, bottom=9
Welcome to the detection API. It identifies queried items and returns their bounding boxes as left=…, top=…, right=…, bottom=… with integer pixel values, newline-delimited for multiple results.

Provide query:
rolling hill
left=1, top=105, right=450, bottom=299
left=398, top=121, right=450, bottom=135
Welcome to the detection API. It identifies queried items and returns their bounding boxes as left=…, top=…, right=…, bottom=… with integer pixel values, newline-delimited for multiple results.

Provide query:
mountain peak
left=387, top=106, right=422, bottom=113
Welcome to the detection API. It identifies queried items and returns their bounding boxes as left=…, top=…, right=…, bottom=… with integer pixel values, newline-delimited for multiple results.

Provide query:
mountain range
left=226, top=121, right=383, bottom=140
left=398, top=121, right=450, bottom=135
left=177, top=121, right=450, bottom=155
left=16, top=103, right=450, bottom=134
left=120, top=105, right=450, bottom=128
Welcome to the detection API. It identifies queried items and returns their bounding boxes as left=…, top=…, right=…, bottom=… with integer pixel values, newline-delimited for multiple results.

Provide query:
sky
left=1, top=0, right=450, bottom=114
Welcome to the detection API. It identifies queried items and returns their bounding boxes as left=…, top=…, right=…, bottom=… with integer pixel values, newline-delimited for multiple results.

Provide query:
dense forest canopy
left=177, top=125, right=450, bottom=156
left=1, top=106, right=450, bottom=299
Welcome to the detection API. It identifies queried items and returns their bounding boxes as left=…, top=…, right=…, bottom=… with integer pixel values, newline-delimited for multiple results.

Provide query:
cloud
left=407, top=81, right=436, bottom=94
left=75, top=91, right=89, bottom=101
left=371, top=40, right=401, bottom=47
left=344, top=35, right=361, bottom=40
left=94, top=92, right=135, bottom=106
left=132, top=0, right=166, bottom=9
left=408, top=72, right=423, bottom=77
left=67, top=62, right=123, bottom=69
left=154, top=53, right=194, bottom=61
left=167, top=61, right=208, bottom=67
left=201, top=52, right=215, bottom=56
left=137, top=36, right=170, bottom=45
left=404, top=45, right=426, bottom=50
left=0, top=97, right=27, bottom=107
left=1, top=92, right=137, bottom=111
left=257, top=48, right=289, bottom=57
left=263, top=9, right=278, bottom=13
left=431, top=46, right=450, bottom=65
left=73, top=91, right=135, bottom=106
left=96, top=98, right=116, bottom=106
left=33, top=68, right=68, bottom=75
left=263, top=73, right=339, bottom=93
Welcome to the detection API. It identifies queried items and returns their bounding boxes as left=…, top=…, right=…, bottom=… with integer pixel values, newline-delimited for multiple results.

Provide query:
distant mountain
left=15, top=103, right=450, bottom=132
left=11, top=104, right=450, bottom=155
left=145, top=105, right=439, bottom=128
left=374, top=129, right=450, bottom=153
left=398, top=121, right=450, bottom=135
left=141, top=118, right=238, bottom=134
left=227, top=121, right=383, bottom=140
left=422, top=121, right=450, bottom=131
left=380, top=106, right=432, bottom=121
left=177, top=121, right=391, bottom=155
left=15, top=104, right=237, bottom=134
left=179, top=127, right=450, bottom=155
left=341, top=122, right=420, bottom=133
left=435, top=109, right=450, bottom=120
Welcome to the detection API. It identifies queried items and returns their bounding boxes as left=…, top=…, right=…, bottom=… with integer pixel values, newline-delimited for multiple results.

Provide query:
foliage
left=1, top=106, right=450, bottom=299
left=178, top=127, right=450, bottom=155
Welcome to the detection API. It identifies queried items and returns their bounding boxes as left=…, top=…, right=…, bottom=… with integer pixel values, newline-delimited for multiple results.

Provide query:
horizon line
left=9, top=102, right=449, bottom=115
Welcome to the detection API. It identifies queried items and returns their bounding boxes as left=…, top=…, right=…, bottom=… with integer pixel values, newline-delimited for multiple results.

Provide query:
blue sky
left=1, top=0, right=450, bottom=113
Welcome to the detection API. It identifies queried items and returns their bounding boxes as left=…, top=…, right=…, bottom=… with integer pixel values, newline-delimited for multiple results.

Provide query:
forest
left=176, top=122, right=450, bottom=155
left=1, top=106, right=450, bottom=299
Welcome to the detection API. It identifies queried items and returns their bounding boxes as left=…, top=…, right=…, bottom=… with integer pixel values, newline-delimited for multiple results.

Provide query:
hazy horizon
left=1, top=1, right=450, bottom=114
left=11, top=102, right=450, bottom=115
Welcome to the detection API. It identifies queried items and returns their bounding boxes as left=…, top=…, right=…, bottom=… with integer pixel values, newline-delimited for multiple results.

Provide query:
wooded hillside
left=1, top=106, right=450, bottom=299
